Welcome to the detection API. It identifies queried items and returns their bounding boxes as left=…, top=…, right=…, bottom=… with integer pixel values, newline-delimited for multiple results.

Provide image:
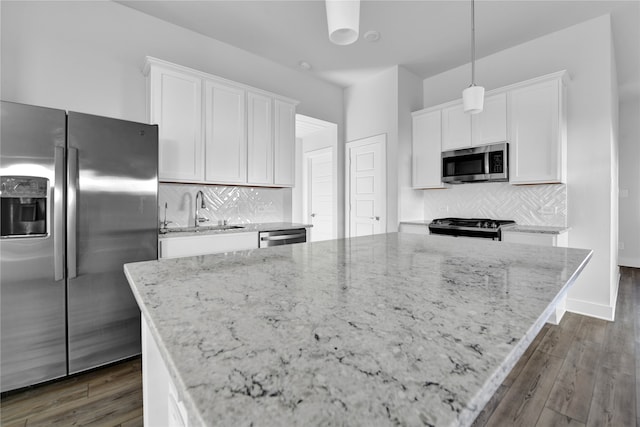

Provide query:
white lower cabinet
left=142, top=317, right=189, bottom=427
left=501, top=230, right=568, bottom=247
left=159, top=232, right=259, bottom=259
left=398, top=223, right=429, bottom=234
left=502, top=230, right=569, bottom=324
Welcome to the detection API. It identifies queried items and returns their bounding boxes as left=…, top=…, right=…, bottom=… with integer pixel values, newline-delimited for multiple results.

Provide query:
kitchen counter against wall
left=125, top=233, right=591, bottom=427
left=505, top=225, right=570, bottom=235
left=159, top=222, right=312, bottom=239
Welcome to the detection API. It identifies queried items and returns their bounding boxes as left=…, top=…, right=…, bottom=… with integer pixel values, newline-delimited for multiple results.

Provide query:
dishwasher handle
left=260, top=233, right=306, bottom=241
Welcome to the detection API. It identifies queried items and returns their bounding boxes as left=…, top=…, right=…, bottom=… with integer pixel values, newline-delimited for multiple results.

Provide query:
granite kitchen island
left=124, top=233, right=592, bottom=427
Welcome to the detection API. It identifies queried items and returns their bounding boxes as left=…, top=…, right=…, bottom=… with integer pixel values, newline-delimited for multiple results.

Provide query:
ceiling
left=118, top=0, right=639, bottom=96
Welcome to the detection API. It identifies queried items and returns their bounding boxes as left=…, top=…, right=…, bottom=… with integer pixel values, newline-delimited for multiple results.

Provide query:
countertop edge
left=459, top=247, right=593, bottom=424
left=124, top=261, right=209, bottom=427
left=159, top=222, right=312, bottom=239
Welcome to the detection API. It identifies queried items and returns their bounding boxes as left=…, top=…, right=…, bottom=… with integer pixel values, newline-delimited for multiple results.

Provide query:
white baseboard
left=565, top=297, right=615, bottom=321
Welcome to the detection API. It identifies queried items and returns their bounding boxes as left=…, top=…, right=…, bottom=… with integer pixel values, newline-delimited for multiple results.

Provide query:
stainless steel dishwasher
left=258, top=228, right=307, bottom=248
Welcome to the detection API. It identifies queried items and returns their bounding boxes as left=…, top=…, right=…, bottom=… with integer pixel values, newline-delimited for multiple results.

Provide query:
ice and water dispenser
left=0, top=176, right=48, bottom=238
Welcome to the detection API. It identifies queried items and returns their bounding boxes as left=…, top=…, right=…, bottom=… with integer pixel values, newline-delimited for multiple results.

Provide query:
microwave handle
left=485, top=152, right=490, bottom=176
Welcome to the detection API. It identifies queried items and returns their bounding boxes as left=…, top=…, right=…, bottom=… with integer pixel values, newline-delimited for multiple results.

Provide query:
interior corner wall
left=397, top=66, right=425, bottom=222
left=609, top=34, right=620, bottom=308
left=618, top=96, right=640, bottom=268
left=421, top=15, right=618, bottom=320
left=344, top=67, right=399, bottom=233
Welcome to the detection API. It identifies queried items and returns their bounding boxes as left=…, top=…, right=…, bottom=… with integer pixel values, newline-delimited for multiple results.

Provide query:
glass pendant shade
left=463, top=85, right=485, bottom=114
left=326, top=0, right=360, bottom=45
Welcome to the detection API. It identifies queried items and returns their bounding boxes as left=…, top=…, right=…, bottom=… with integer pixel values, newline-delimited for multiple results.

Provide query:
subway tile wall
left=423, top=182, right=567, bottom=226
left=159, top=183, right=289, bottom=228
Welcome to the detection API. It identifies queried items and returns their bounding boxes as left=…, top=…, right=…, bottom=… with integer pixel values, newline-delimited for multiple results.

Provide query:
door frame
left=345, top=133, right=387, bottom=238
left=302, top=146, right=336, bottom=241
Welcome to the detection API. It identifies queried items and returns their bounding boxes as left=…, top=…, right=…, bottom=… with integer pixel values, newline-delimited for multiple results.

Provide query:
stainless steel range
left=428, top=217, right=516, bottom=241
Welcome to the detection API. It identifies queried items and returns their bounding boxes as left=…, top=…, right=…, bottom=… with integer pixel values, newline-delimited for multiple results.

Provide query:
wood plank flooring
left=0, top=357, right=142, bottom=427
left=475, top=266, right=639, bottom=427
left=1, top=268, right=638, bottom=426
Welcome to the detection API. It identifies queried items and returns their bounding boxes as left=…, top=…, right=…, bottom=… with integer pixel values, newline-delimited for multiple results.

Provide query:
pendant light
left=326, top=0, right=360, bottom=45
left=462, top=0, right=484, bottom=114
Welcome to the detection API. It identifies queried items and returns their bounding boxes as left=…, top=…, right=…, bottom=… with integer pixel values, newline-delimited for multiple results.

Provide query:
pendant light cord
left=471, top=0, right=476, bottom=86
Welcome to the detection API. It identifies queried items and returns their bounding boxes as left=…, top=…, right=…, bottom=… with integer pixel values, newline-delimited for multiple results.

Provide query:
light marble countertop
left=125, top=233, right=591, bottom=427
left=400, top=220, right=432, bottom=226
left=504, top=225, right=570, bottom=235
left=159, top=222, right=312, bottom=239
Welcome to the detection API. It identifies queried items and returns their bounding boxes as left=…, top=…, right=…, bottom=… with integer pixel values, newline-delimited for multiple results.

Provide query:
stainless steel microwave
left=442, top=142, right=509, bottom=184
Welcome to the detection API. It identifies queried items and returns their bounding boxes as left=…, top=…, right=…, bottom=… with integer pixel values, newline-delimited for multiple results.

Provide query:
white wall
left=345, top=67, right=399, bottom=233
left=422, top=15, right=619, bottom=320
left=1, top=0, right=344, bottom=226
left=397, top=67, right=425, bottom=221
left=618, top=97, right=640, bottom=268
left=344, top=65, right=424, bottom=233
left=1, top=1, right=343, bottom=126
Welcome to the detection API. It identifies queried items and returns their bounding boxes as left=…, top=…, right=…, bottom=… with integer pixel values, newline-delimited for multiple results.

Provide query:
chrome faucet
left=194, top=191, right=209, bottom=227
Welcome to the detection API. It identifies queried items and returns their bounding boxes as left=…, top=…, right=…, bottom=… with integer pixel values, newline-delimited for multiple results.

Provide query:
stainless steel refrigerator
left=0, top=101, right=158, bottom=392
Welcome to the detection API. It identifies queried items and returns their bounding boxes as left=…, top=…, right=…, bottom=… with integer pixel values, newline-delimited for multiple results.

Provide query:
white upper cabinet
left=442, top=93, right=507, bottom=151
left=144, top=57, right=298, bottom=187
left=148, top=65, right=203, bottom=182
left=274, top=99, right=296, bottom=187
left=204, top=81, right=247, bottom=184
left=441, top=103, right=471, bottom=151
left=246, top=92, right=273, bottom=185
left=412, top=109, right=445, bottom=189
left=509, top=74, right=566, bottom=184
left=412, top=70, right=567, bottom=188
left=472, top=93, right=507, bottom=146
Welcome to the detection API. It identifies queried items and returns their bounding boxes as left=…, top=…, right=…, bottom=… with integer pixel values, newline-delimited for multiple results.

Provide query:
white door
left=303, top=148, right=334, bottom=242
left=347, top=134, right=386, bottom=237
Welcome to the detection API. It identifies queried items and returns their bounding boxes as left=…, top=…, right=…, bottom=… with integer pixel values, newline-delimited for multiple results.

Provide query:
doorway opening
left=294, top=114, right=338, bottom=242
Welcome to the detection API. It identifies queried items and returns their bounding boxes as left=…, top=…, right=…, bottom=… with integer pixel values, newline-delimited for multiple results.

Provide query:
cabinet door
left=274, top=100, right=296, bottom=187
left=472, top=92, right=507, bottom=146
left=247, top=92, right=273, bottom=185
left=502, top=231, right=557, bottom=246
left=204, top=81, right=247, bottom=184
left=412, top=110, right=445, bottom=188
left=509, top=79, right=563, bottom=184
left=441, top=103, right=471, bottom=151
left=150, top=67, right=203, bottom=182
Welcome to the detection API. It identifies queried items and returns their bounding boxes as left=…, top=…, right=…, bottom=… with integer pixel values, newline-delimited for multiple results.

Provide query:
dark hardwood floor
left=475, top=266, right=639, bottom=427
left=1, top=268, right=638, bottom=426
left=0, top=357, right=142, bottom=427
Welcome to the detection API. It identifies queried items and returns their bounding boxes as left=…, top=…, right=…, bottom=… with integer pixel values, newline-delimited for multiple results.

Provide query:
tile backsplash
left=423, top=182, right=567, bottom=226
left=159, top=183, right=289, bottom=227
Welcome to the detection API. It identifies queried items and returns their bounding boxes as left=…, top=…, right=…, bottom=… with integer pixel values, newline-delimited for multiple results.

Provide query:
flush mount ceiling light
left=363, top=30, right=380, bottom=43
left=298, top=60, right=312, bottom=71
left=325, top=0, right=360, bottom=45
left=462, top=0, right=484, bottom=114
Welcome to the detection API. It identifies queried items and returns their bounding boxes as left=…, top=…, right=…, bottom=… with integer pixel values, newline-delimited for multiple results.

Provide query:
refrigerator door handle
left=67, top=147, right=78, bottom=279
left=54, top=146, right=66, bottom=281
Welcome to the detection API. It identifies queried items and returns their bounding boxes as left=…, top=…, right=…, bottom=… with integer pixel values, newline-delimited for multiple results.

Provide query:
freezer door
left=0, top=101, right=67, bottom=392
left=66, top=112, right=158, bottom=374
